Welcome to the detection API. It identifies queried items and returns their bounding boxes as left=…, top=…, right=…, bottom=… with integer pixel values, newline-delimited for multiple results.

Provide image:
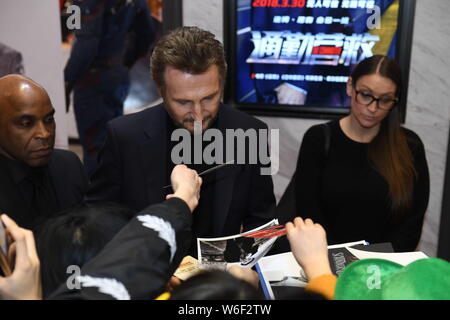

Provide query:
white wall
left=183, top=0, right=450, bottom=256
left=0, top=0, right=68, bottom=149
left=405, top=0, right=450, bottom=256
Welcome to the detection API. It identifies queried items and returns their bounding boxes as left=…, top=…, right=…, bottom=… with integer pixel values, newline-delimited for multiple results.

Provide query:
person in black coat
left=275, top=56, right=429, bottom=253
left=87, top=27, right=276, bottom=254
left=0, top=164, right=202, bottom=300
left=0, top=75, right=88, bottom=231
left=64, top=0, right=156, bottom=175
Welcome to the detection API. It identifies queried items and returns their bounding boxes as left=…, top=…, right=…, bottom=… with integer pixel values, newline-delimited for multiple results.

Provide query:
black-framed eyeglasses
left=354, top=89, right=398, bottom=111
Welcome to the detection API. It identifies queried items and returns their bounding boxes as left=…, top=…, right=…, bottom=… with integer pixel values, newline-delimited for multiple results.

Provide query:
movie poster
left=235, top=0, right=399, bottom=109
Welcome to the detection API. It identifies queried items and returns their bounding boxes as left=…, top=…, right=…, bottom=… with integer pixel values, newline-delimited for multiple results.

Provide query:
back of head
left=171, top=270, right=263, bottom=300
left=36, top=202, right=135, bottom=297
left=150, top=26, right=227, bottom=91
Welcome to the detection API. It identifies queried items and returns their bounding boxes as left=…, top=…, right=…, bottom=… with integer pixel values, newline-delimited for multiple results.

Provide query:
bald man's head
left=0, top=74, right=56, bottom=167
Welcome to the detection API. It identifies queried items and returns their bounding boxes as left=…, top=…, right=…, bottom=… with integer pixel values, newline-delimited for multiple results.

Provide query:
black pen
left=163, top=160, right=235, bottom=189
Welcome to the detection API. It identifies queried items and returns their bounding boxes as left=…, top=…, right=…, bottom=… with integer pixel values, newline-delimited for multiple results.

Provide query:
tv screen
left=224, top=0, right=416, bottom=119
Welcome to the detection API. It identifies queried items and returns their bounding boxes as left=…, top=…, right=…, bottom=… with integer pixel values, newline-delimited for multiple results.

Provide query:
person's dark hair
left=36, top=202, right=135, bottom=298
left=170, top=270, right=263, bottom=300
left=351, top=55, right=416, bottom=217
left=150, top=26, right=227, bottom=93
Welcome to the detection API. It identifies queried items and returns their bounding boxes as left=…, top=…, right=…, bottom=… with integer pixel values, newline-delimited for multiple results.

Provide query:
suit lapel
left=140, top=105, right=169, bottom=205
left=212, top=105, right=240, bottom=235
left=212, top=163, right=241, bottom=235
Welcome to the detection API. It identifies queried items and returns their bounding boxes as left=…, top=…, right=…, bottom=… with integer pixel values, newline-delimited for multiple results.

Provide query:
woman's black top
left=277, top=120, right=430, bottom=252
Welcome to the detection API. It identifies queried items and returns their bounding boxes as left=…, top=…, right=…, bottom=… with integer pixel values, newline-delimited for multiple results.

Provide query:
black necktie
left=27, top=167, right=59, bottom=225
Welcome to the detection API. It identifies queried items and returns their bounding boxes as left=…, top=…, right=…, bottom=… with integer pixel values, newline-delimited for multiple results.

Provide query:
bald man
left=0, top=75, right=88, bottom=230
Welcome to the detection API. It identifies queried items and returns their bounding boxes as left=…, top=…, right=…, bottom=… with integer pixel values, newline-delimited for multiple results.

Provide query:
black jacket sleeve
left=123, top=0, right=155, bottom=68
left=86, top=122, right=122, bottom=203
left=243, top=122, right=277, bottom=231
left=270, top=124, right=328, bottom=254
left=64, top=0, right=105, bottom=88
left=49, top=197, right=192, bottom=300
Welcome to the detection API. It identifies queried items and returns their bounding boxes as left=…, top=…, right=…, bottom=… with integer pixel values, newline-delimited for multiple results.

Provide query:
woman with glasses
left=276, top=55, right=430, bottom=252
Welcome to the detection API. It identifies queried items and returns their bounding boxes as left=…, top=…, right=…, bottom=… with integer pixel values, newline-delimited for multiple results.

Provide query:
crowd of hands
left=0, top=165, right=331, bottom=300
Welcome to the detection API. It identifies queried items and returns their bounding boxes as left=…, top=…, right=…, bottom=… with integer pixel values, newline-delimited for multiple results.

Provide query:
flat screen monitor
left=224, top=0, right=416, bottom=120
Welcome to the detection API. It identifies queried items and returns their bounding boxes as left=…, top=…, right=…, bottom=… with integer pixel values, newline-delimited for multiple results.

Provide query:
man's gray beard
left=180, top=114, right=218, bottom=133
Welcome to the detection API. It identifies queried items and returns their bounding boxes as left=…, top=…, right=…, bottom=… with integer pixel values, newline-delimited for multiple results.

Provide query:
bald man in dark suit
left=0, top=75, right=88, bottom=230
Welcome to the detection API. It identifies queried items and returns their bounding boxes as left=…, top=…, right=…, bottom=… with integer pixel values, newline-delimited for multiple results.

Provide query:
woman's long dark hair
left=351, top=55, right=416, bottom=218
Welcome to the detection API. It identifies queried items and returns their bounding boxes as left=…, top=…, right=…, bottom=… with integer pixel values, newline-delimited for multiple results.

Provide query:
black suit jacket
left=0, top=149, right=88, bottom=229
left=87, top=103, right=276, bottom=236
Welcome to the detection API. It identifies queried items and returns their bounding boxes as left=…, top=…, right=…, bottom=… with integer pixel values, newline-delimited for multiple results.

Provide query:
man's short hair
left=150, top=26, right=227, bottom=91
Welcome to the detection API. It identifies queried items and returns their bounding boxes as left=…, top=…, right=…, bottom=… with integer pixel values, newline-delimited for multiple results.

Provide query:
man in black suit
left=0, top=75, right=88, bottom=230
left=87, top=27, right=276, bottom=254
